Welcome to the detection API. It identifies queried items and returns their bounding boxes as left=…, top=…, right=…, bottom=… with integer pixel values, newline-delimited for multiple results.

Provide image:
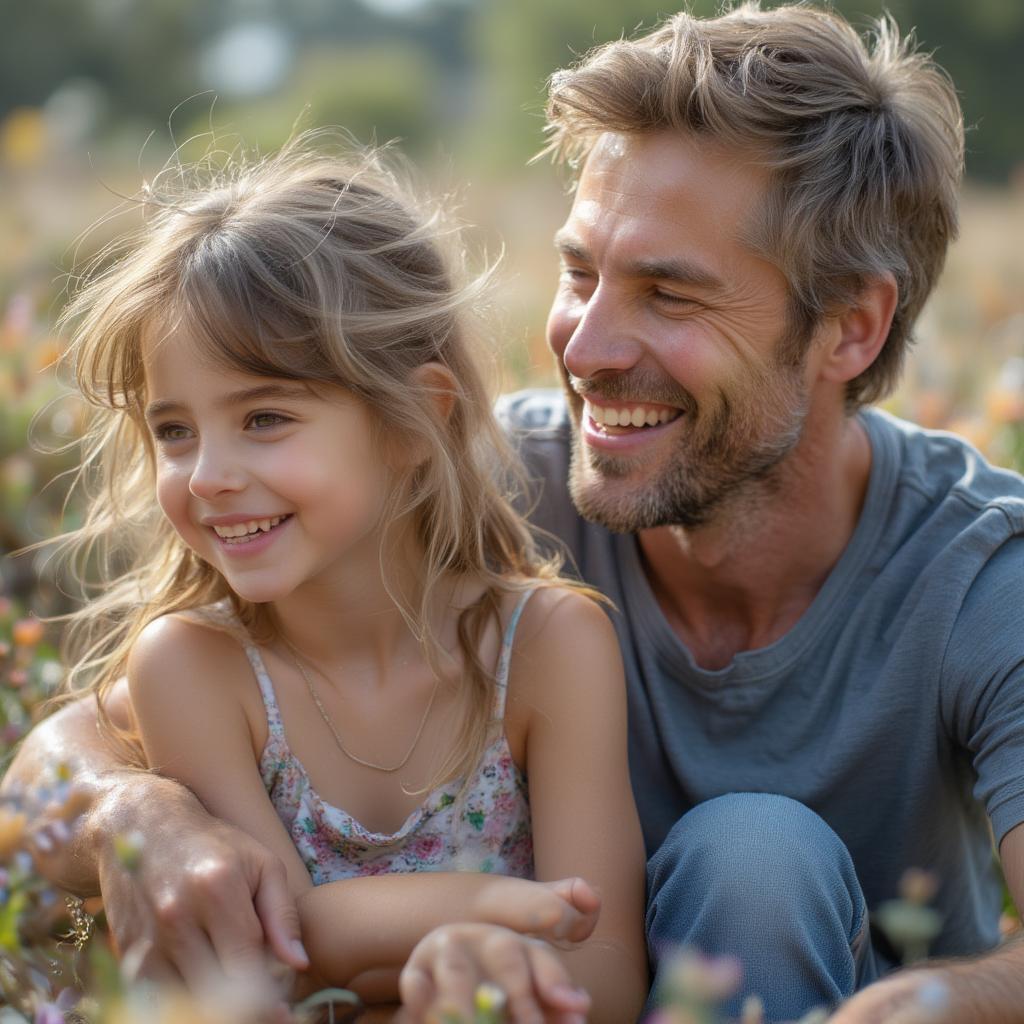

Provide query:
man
left=9, top=3, right=1024, bottom=1021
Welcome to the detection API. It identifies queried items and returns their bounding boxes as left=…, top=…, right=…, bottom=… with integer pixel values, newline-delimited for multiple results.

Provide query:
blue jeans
left=646, top=793, right=892, bottom=1022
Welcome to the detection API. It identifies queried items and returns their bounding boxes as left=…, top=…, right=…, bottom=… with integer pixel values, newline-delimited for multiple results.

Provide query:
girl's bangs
left=173, top=263, right=336, bottom=386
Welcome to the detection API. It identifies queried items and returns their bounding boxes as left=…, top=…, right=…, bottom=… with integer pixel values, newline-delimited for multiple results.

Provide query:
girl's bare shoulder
left=128, top=608, right=255, bottom=702
left=506, top=583, right=623, bottom=709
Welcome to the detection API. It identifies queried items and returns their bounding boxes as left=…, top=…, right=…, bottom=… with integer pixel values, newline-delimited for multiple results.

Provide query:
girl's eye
left=247, top=411, right=290, bottom=430
left=153, top=423, right=192, bottom=443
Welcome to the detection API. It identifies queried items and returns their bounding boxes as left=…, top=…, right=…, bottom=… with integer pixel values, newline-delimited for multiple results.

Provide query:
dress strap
left=492, top=587, right=538, bottom=719
left=241, top=642, right=286, bottom=739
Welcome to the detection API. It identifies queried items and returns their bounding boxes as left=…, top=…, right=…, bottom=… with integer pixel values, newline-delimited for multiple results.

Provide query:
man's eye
left=153, top=423, right=192, bottom=442
left=654, top=290, right=696, bottom=307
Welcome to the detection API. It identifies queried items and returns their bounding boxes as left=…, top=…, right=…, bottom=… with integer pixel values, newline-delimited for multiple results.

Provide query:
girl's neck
left=265, top=529, right=480, bottom=683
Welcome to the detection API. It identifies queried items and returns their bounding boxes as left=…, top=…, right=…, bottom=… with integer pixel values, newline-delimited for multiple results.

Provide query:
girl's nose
left=188, top=444, right=245, bottom=499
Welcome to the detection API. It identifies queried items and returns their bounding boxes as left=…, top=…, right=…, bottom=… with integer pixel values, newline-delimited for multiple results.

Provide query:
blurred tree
left=830, top=0, right=1024, bottom=181
left=0, top=0, right=203, bottom=132
left=187, top=43, right=446, bottom=155
left=465, top=0, right=714, bottom=170
left=0, top=0, right=1020, bottom=179
left=463, top=0, right=1023, bottom=181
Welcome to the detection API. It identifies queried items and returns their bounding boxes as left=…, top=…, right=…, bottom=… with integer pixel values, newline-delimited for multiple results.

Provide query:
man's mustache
left=567, top=371, right=698, bottom=415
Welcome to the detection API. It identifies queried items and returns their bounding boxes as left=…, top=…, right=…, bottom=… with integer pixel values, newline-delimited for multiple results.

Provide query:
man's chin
left=567, top=449, right=714, bottom=532
left=569, top=470, right=670, bottom=533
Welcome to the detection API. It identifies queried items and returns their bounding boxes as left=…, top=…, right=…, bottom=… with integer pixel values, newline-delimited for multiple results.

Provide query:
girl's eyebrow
left=144, top=382, right=312, bottom=422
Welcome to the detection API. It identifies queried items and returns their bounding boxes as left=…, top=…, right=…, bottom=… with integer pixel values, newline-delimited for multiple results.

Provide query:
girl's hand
left=399, top=923, right=591, bottom=1024
left=474, top=876, right=601, bottom=944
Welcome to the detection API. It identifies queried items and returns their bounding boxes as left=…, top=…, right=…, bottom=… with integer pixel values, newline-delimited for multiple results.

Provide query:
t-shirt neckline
left=618, top=408, right=901, bottom=685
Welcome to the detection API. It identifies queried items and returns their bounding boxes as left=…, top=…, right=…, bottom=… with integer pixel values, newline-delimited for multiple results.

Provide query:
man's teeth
left=585, top=402, right=678, bottom=428
left=212, top=515, right=287, bottom=539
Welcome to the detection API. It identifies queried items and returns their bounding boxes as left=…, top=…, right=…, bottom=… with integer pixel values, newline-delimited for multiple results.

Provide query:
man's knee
left=645, top=794, right=869, bottom=1018
left=648, top=793, right=863, bottom=945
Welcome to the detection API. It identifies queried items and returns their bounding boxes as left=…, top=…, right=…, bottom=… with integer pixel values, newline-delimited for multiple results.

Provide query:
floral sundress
left=242, top=591, right=535, bottom=884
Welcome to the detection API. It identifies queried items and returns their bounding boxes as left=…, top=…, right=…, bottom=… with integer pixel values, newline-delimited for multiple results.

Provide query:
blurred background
left=0, top=0, right=1022, bottom=623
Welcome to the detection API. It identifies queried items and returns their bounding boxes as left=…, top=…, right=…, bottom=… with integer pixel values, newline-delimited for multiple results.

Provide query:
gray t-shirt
left=498, top=389, right=1024, bottom=957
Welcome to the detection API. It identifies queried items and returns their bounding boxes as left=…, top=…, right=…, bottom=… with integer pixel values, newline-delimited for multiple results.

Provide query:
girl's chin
left=221, top=576, right=297, bottom=606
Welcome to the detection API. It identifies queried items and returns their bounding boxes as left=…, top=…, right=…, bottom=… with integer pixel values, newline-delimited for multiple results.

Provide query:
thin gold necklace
left=284, top=641, right=441, bottom=774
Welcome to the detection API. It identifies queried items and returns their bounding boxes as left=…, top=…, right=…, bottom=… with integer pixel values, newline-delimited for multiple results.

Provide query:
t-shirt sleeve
left=494, top=388, right=581, bottom=551
left=941, top=532, right=1024, bottom=847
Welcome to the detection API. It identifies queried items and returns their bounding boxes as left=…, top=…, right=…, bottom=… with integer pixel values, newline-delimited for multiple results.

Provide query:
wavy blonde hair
left=55, top=130, right=568, bottom=787
left=544, top=2, right=964, bottom=407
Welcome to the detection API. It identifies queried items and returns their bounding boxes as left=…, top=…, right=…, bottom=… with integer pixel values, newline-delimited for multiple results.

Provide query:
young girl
left=56, top=132, right=646, bottom=1021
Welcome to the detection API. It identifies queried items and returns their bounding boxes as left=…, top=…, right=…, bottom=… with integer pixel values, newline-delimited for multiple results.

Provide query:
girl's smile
left=206, top=513, right=294, bottom=554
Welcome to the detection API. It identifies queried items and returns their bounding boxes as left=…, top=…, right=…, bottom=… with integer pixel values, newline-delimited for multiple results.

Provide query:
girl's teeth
left=213, top=515, right=285, bottom=539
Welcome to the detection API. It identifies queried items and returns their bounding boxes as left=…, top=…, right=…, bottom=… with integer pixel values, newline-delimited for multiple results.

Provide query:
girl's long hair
left=55, top=130, right=571, bottom=788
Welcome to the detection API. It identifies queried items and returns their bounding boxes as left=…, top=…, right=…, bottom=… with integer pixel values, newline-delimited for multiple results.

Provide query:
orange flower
left=913, top=390, right=951, bottom=430
left=12, top=617, right=44, bottom=648
left=30, top=338, right=61, bottom=373
left=0, top=807, right=28, bottom=858
left=985, top=387, right=1024, bottom=425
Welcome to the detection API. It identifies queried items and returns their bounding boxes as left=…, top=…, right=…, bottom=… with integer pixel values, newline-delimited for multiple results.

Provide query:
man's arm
left=2, top=686, right=308, bottom=987
left=828, top=540, right=1024, bottom=1023
left=830, top=823, right=1024, bottom=1023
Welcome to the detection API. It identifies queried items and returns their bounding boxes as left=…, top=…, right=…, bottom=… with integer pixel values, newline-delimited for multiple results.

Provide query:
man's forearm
left=833, top=935, right=1024, bottom=1023
left=2, top=695, right=190, bottom=896
left=936, top=934, right=1024, bottom=1023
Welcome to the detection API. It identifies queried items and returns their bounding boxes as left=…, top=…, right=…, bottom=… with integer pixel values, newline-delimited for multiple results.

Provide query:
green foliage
left=0, top=0, right=1019, bottom=179
left=184, top=43, right=446, bottom=157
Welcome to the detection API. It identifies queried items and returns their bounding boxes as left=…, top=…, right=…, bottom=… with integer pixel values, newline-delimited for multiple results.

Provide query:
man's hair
left=544, top=2, right=964, bottom=407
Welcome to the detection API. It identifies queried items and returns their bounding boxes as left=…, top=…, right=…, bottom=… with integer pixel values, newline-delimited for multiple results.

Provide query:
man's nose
left=188, top=442, right=245, bottom=499
left=561, top=285, right=645, bottom=381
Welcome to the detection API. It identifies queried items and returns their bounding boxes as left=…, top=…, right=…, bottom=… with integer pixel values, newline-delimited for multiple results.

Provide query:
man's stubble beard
left=566, top=361, right=811, bottom=534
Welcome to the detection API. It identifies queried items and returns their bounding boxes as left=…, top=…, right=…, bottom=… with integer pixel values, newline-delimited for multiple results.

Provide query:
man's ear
left=818, top=272, right=898, bottom=385
left=411, top=360, right=458, bottom=424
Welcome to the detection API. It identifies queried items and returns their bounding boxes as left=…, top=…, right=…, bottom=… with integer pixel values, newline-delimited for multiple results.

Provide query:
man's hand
left=93, top=783, right=309, bottom=990
left=399, top=924, right=591, bottom=1024
left=3, top=689, right=308, bottom=991
left=828, top=972, right=951, bottom=1024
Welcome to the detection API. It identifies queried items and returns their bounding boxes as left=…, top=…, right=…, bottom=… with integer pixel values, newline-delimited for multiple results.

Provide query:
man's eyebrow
left=554, top=231, right=724, bottom=291
left=553, top=231, right=590, bottom=263
left=144, top=382, right=313, bottom=421
left=628, top=257, right=724, bottom=291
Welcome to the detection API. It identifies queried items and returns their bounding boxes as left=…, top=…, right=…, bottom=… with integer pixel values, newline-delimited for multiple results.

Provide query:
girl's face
left=142, top=326, right=394, bottom=604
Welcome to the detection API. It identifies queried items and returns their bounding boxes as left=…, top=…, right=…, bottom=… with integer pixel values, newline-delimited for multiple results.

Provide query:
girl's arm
left=515, top=588, right=648, bottom=1022
left=129, top=616, right=600, bottom=999
left=401, top=589, right=649, bottom=1024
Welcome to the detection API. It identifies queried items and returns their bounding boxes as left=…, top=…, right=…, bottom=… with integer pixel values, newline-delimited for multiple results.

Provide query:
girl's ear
left=411, top=360, right=458, bottom=424
left=385, top=361, right=458, bottom=472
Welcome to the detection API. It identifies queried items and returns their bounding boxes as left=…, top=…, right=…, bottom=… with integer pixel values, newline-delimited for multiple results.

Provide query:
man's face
left=546, top=130, right=813, bottom=532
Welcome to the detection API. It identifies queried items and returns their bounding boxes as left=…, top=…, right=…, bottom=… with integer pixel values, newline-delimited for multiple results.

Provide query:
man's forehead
left=558, top=129, right=771, bottom=260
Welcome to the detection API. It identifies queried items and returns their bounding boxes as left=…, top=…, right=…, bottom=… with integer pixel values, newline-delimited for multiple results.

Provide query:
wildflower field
left=0, top=123, right=1022, bottom=1023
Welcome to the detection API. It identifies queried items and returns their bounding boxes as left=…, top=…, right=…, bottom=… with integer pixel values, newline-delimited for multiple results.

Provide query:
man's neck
left=637, top=412, right=873, bottom=671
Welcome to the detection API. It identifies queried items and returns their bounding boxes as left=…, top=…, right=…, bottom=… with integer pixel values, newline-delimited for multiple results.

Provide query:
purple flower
left=34, top=1003, right=64, bottom=1024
